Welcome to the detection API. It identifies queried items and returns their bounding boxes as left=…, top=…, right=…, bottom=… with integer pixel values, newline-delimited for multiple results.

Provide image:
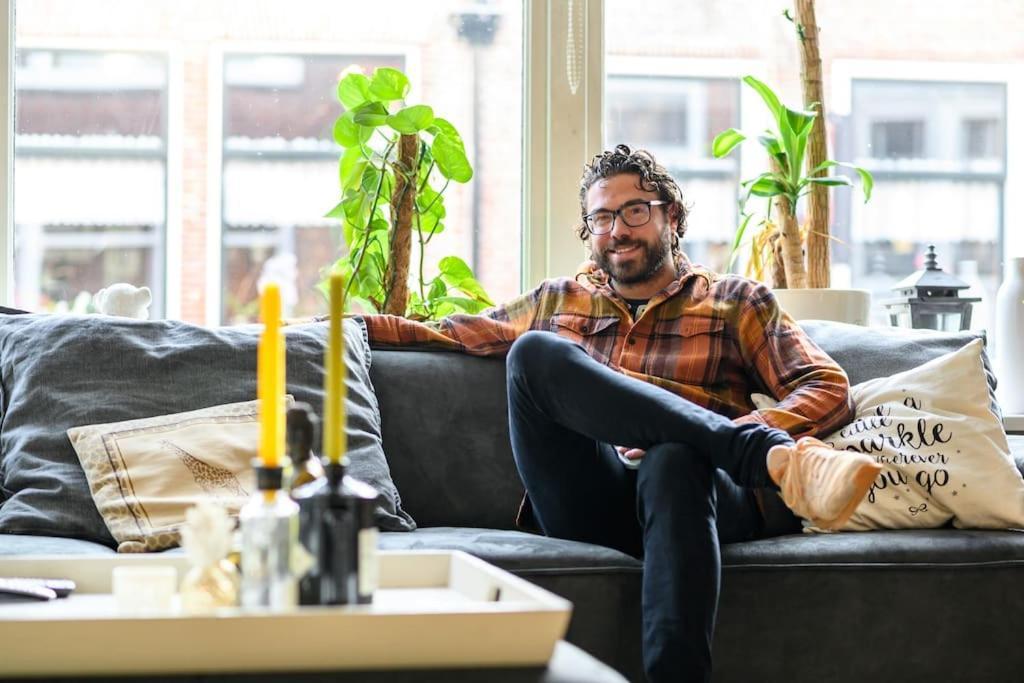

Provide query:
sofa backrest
left=370, top=350, right=519, bottom=530
left=368, top=321, right=994, bottom=530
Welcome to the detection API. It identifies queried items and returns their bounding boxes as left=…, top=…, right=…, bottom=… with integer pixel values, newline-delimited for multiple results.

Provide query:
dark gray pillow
left=0, top=314, right=414, bottom=547
left=798, top=319, right=1000, bottom=418
left=799, top=320, right=993, bottom=385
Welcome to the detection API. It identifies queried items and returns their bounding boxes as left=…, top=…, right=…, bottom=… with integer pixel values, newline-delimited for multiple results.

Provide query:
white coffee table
left=0, top=550, right=574, bottom=678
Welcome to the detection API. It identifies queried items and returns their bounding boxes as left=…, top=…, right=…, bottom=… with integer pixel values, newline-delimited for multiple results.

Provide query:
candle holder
left=292, top=458, right=381, bottom=605
left=239, top=461, right=300, bottom=610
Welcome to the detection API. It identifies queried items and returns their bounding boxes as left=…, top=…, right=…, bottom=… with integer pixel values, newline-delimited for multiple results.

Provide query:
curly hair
left=577, top=144, right=689, bottom=253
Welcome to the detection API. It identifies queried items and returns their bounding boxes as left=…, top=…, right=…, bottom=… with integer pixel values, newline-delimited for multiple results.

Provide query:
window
left=8, top=0, right=524, bottom=323
left=14, top=49, right=167, bottom=315
left=219, top=52, right=403, bottom=324
left=869, top=120, right=925, bottom=159
left=604, top=73, right=740, bottom=271
left=848, top=79, right=1006, bottom=327
left=4, top=1, right=1023, bottom=325
left=963, top=118, right=1000, bottom=160
left=602, top=0, right=1020, bottom=333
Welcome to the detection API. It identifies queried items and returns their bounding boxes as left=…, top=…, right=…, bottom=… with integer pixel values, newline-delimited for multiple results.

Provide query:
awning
left=223, top=159, right=339, bottom=228
left=15, top=157, right=165, bottom=226
left=851, top=179, right=999, bottom=242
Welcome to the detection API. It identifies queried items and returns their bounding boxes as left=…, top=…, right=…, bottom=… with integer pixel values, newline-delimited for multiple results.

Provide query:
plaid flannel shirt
left=362, top=256, right=854, bottom=438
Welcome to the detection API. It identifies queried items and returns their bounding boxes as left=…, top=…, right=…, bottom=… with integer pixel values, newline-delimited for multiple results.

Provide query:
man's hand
left=616, top=445, right=646, bottom=462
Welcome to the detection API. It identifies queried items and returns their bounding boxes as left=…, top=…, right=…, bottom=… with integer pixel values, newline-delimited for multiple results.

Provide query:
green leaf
left=342, top=190, right=372, bottom=227
left=743, top=75, right=782, bottom=121
left=804, top=176, right=853, bottom=188
left=747, top=175, right=789, bottom=198
left=824, top=162, right=875, bottom=203
left=337, top=72, right=372, bottom=109
left=432, top=132, right=473, bottom=182
left=324, top=199, right=346, bottom=219
left=428, top=117, right=460, bottom=139
left=438, top=256, right=474, bottom=282
left=784, top=106, right=817, bottom=139
left=353, top=101, right=389, bottom=127
left=369, top=67, right=410, bottom=102
left=387, top=104, right=435, bottom=134
left=361, top=165, right=382, bottom=194
left=784, top=107, right=815, bottom=179
left=417, top=184, right=446, bottom=216
left=417, top=213, right=444, bottom=235
left=338, top=146, right=366, bottom=192
left=333, top=111, right=373, bottom=148
left=757, top=133, right=787, bottom=166
left=427, top=277, right=447, bottom=300
left=807, top=159, right=838, bottom=177
left=453, top=278, right=493, bottom=305
left=431, top=296, right=490, bottom=314
left=727, top=212, right=755, bottom=271
left=855, top=167, right=874, bottom=203
left=711, top=128, right=746, bottom=158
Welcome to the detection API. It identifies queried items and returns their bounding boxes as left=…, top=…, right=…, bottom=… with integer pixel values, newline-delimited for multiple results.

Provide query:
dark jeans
left=506, top=332, right=797, bottom=683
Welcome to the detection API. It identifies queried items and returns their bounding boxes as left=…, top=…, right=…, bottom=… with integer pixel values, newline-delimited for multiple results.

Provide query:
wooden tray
left=0, top=550, right=572, bottom=677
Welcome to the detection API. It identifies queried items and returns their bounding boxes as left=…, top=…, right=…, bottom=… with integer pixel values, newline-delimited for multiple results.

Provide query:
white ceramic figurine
left=94, top=283, right=152, bottom=319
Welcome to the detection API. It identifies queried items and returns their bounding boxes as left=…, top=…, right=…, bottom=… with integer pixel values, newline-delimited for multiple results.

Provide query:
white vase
left=994, top=257, right=1024, bottom=413
left=772, top=288, right=872, bottom=326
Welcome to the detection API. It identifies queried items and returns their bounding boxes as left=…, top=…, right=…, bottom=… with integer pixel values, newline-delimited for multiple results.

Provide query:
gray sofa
left=367, top=321, right=1024, bottom=683
left=2, top=318, right=1023, bottom=682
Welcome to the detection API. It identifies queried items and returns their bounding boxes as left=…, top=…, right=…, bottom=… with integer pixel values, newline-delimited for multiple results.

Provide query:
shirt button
left=627, top=338, right=636, bottom=346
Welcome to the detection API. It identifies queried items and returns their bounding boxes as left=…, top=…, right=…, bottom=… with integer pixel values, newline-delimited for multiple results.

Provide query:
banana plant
left=712, top=75, right=873, bottom=289
left=323, top=66, right=493, bottom=320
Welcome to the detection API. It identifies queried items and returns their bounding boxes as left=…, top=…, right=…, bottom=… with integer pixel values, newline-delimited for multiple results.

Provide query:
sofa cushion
left=67, top=398, right=294, bottom=553
left=379, top=526, right=641, bottom=572
left=370, top=350, right=522, bottom=530
left=715, top=529, right=1024, bottom=683
left=0, top=534, right=115, bottom=556
left=723, top=527, right=1024, bottom=567
left=799, top=319, right=996, bottom=393
left=754, top=340, right=1024, bottom=531
left=0, top=315, right=414, bottom=547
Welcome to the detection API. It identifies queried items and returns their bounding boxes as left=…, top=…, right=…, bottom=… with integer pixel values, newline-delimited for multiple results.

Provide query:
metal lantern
left=884, top=245, right=980, bottom=331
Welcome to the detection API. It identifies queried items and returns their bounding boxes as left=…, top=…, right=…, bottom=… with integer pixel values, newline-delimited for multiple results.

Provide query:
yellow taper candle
left=323, top=273, right=347, bottom=464
left=258, top=283, right=285, bottom=468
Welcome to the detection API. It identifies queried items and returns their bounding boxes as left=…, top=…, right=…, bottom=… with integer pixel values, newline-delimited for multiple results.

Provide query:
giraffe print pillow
left=68, top=397, right=294, bottom=552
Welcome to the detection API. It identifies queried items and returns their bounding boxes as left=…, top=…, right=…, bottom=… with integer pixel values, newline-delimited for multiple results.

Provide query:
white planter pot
left=994, top=257, right=1024, bottom=413
left=772, top=288, right=872, bottom=326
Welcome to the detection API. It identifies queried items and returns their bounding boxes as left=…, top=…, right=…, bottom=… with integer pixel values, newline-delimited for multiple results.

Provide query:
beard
left=591, top=226, right=674, bottom=286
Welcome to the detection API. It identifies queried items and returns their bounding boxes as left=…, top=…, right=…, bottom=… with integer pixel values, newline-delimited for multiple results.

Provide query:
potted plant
left=711, top=1, right=874, bottom=324
left=323, top=66, right=493, bottom=321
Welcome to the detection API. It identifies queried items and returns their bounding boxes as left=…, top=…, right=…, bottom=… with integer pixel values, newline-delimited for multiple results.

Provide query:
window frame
left=5, top=36, right=176, bottom=316
left=830, top=58, right=1023, bottom=262
left=207, top=40, right=418, bottom=324
left=2, top=1, right=586, bottom=312
left=1, top=0, right=13, bottom=303
left=8, top=8, right=1020, bottom=310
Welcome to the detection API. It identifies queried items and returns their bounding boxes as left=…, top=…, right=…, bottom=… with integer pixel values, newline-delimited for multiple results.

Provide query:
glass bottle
left=239, top=461, right=299, bottom=610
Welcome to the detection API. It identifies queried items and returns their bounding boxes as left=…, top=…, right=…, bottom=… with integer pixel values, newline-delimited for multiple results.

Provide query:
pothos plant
left=322, top=66, right=493, bottom=320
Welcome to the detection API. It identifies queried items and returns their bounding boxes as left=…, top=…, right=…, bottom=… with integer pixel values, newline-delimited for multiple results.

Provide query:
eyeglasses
left=583, top=200, right=669, bottom=235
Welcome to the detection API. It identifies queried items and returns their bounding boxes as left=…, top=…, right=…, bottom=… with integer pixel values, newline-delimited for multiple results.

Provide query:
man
left=361, top=145, right=879, bottom=682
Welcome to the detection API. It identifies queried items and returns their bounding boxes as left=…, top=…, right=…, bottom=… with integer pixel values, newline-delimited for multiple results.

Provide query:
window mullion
left=1, top=0, right=13, bottom=305
left=523, top=0, right=603, bottom=289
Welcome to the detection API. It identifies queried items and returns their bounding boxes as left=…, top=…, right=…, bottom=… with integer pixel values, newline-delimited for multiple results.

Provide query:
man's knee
left=507, top=331, right=569, bottom=379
